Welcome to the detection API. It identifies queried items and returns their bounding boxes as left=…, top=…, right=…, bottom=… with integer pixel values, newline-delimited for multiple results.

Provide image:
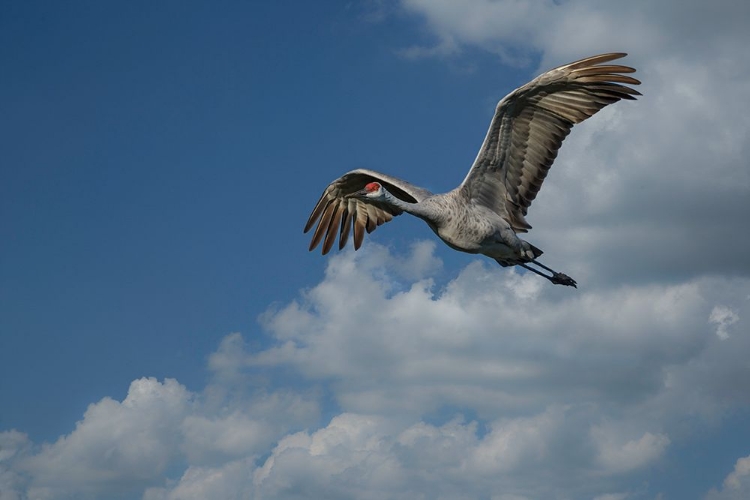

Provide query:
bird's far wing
left=458, top=53, right=641, bottom=232
left=304, top=168, right=433, bottom=255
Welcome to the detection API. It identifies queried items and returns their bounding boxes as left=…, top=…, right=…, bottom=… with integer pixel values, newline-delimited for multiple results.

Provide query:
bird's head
left=351, top=182, right=387, bottom=200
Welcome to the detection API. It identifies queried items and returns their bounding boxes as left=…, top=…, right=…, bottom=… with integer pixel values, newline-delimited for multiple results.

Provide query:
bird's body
left=383, top=190, right=526, bottom=261
left=305, top=53, right=641, bottom=287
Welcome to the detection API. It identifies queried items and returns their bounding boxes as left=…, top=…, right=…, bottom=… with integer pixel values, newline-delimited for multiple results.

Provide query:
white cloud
left=255, top=247, right=740, bottom=420
left=143, top=458, right=256, bottom=500
left=2, top=244, right=750, bottom=499
left=709, top=305, right=740, bottom=340
left=706, top=455, right=750, bottom=500
left=20, top=378, right=191, bottom=499
left=160, top=245, right=750, bottom=499
left=399, top=0, right=750, bottom=65
left=2, top=375, right=317, bottom=500
left=593, top=494, right=629, bottom=500
left=725, top=456, right=750, bottom=490
left=180, top=412, right=270, bottom=464
left=253, top=413, right=403, bottom=499
left=0, top=430, right=31, bottom=500
left=591, top=426, right=670, bottom=474
left=251, top=409, right=569, bottom=500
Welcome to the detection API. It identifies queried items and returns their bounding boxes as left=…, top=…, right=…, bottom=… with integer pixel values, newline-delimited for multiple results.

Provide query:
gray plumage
left=304, top=53, right=641, bottom=287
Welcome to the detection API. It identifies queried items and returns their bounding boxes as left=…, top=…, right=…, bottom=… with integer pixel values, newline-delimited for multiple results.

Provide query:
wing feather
left=308, top=200, right=335, bottom=251
left=322, top=202, right=344, bottom=255
left=338, top=204, right=353, bottom=251
left=304, top=169, right=433, bottom=254
left=458, top=52, right=640, bottom=232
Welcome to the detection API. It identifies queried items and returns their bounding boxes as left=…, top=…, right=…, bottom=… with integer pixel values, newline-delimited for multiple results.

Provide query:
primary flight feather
left=304, top=53, right=641, bottom=287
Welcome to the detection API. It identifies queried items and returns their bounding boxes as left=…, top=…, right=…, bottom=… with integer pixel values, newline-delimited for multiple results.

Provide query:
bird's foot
left=549, top=272, right=577, bottom=288
left=517, top=261, right=578, bottom=288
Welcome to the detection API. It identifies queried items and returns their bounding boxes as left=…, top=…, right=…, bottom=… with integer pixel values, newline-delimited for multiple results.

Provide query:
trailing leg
left=518, top=261, right=577, bottom=288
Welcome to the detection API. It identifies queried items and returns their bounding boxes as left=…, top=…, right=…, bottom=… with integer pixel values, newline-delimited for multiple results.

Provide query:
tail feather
left=529, top=244, right=543, bottom=259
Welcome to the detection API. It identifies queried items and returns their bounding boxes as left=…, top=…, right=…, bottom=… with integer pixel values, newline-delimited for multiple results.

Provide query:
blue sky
left=2, top=2, right=750, bottom=499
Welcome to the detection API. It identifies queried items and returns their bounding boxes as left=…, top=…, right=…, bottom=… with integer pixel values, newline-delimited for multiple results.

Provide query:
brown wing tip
left=571, top=55, right=641, bottom=101
left=304, top=193, right=331, bottom=233
left=619, top=90, right=642, bottom=100
left=566, top=52, right=628, bottom=70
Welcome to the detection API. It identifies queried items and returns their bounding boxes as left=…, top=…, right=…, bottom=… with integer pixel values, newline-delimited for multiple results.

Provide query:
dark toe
left=551, top=273, right=577, bottom=288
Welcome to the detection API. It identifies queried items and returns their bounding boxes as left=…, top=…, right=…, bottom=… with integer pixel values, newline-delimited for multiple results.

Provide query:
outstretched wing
left=304, top=168, right=433, bottom=254
left=458, top=53, right=641, bottom=232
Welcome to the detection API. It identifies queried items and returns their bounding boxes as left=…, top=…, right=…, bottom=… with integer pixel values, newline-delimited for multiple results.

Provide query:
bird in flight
left=304, top=53, right=640, bottom=287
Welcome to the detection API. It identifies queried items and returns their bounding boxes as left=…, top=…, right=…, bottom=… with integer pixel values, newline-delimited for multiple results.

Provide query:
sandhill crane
left=304, top=53, right=640, bottom=287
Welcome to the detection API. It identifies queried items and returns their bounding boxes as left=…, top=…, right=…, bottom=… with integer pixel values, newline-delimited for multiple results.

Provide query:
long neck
left=383, top=190, right=439, bottom=223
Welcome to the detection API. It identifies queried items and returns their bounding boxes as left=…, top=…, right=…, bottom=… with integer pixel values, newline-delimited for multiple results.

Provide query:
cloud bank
left=2, top=243, right=749, bottom=499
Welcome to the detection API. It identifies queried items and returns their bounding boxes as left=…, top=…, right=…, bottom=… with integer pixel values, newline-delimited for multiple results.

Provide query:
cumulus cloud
left=399, top=0, right=750, bottom=65
left=150, top=246, right=750, bottom=498
left=181, top=412, right=271, bottom=464
left=256, top=247, right=747, bottom=420
left=2, top=244, right=750, bottom=499
left=1, top=376, right=317, bottom=500
left=705, top=455, right=750, bottom=500
left=709, top=305, right=740, bottom=340
left=590, top=426, right=670, bottom=474
left=143, top=459, right=257, bottom=500
left=19, top=378, right=191, bottom=499
left=0, top=430, right=31, bottom=500
left=150, top=245, right=747, bottom=499
left=593, top=494, right=629, bottom=500
left=251, top=408, right=595, bottom=500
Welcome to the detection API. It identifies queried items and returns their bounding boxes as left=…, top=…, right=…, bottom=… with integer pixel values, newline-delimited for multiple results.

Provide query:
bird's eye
left=365, top=182, right=380, bottom=192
